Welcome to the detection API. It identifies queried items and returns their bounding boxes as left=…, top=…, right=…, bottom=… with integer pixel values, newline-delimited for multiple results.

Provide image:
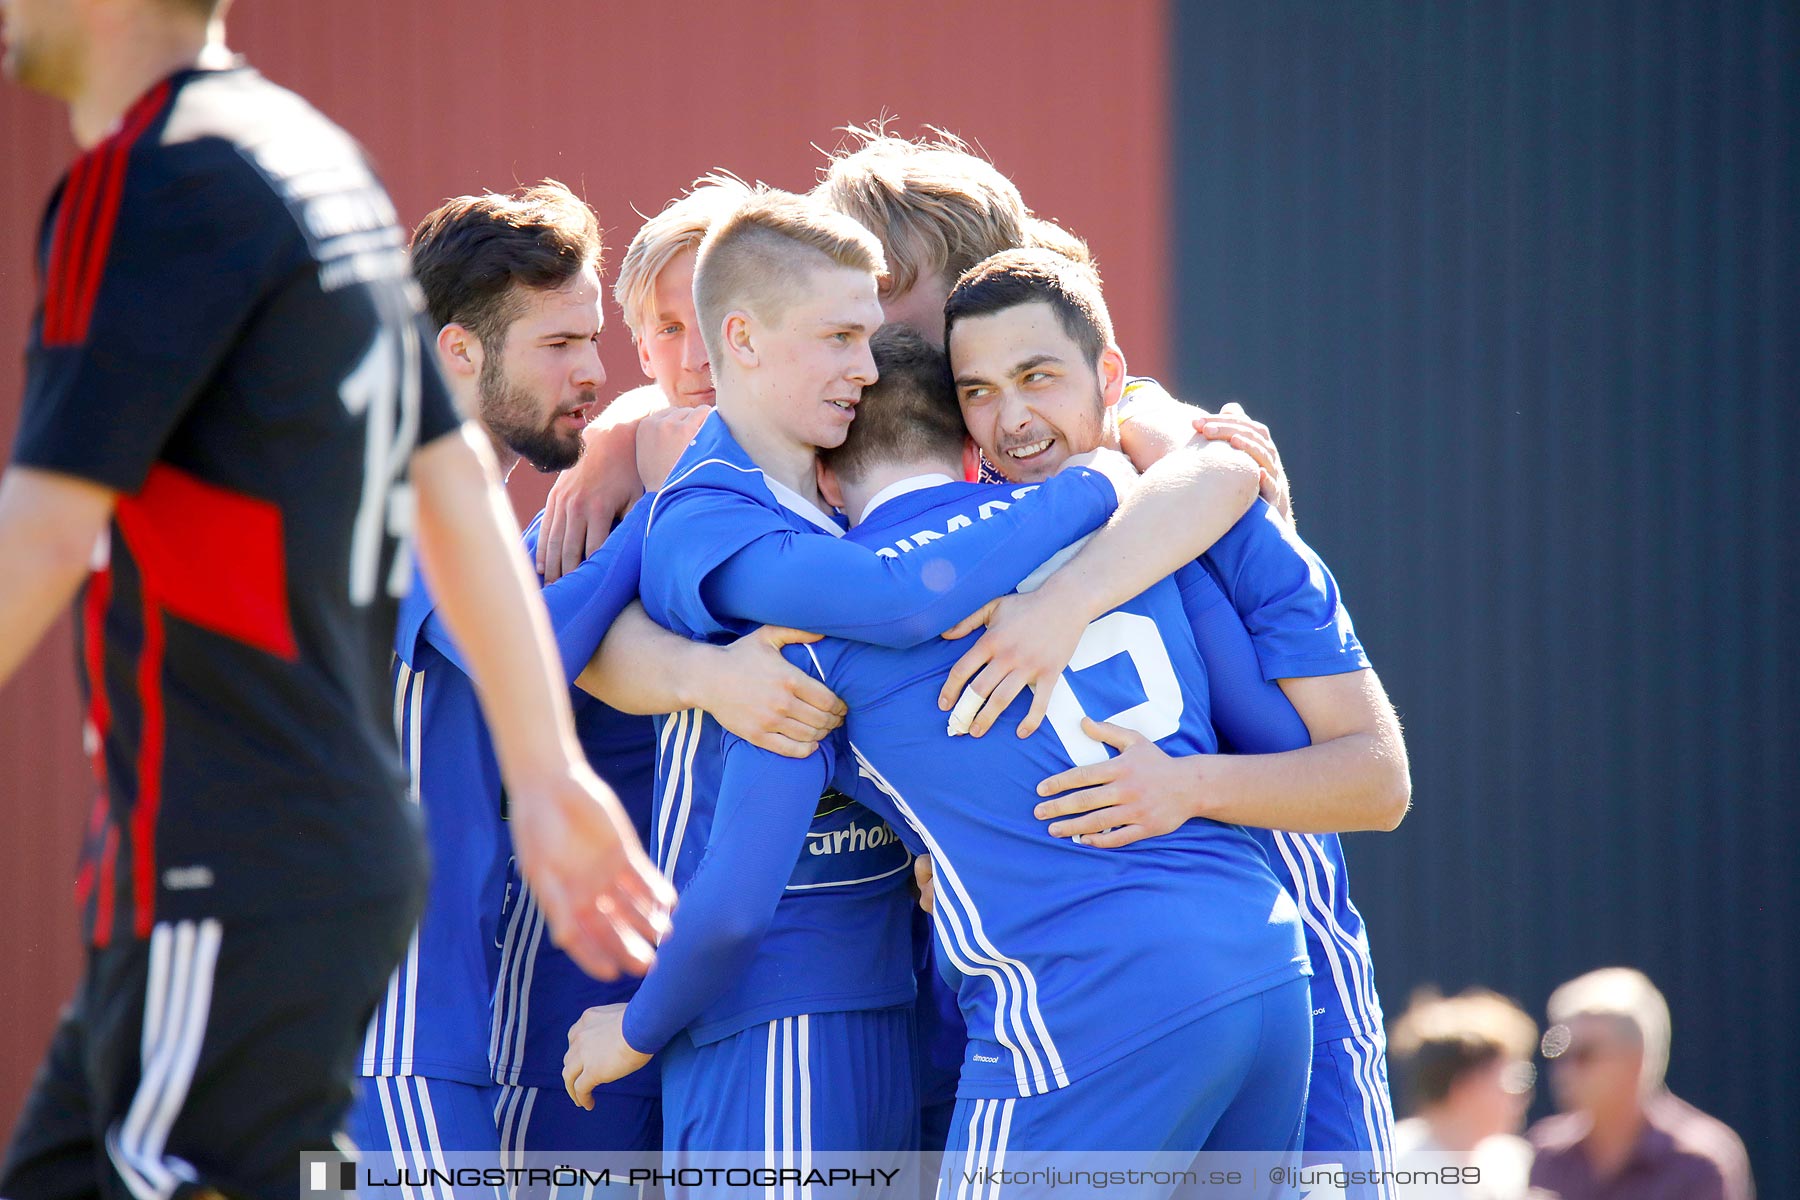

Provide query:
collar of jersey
left=762, top=474, right=844, bottom=537
left=858, top=474, right=957, bottom=523
left=667, top=412, right=846, bottom=536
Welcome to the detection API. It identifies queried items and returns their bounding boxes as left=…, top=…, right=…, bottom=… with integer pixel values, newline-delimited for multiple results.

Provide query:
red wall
left=0, top=0, right=1168, bottom=1128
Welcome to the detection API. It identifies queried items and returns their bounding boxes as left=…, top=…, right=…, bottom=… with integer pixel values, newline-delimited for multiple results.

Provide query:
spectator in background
left=1528, top=968, right=1754, bottom=1200
left=1389, top=988, right=1537, bottom=1199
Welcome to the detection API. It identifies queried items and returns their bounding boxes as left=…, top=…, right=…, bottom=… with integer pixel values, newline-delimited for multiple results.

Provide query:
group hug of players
left=0, top=18, right=1412, bottom=1200
left=357, top=132, right=1414, bottom=1195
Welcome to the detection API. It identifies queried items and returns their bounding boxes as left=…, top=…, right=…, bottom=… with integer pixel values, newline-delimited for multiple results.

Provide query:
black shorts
left=2, top=891, right=420, bottom=1200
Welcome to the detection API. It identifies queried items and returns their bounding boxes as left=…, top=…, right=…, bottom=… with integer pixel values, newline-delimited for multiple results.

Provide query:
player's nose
left=572, top=336, right=605, bottom=390
left=680, top=325, right=708, bottom=375
left=847, top=340, right=877, bottom=386
left=997, top=388, right=1033, bottom=432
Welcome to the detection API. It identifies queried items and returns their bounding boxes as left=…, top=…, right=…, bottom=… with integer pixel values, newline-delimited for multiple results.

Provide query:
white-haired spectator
left=1528, top=967, right=1753, bottom=1200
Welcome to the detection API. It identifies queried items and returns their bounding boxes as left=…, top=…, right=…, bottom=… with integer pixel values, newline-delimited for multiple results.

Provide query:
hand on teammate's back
left=913, top=854, right=936, bottom=913
left=704, top=625, right=847, bottom=757
left=563, top=1001, right=650, bottom=1108
left=1033, top=718, right=1194, bottom=847
left=510, top=763, right=675, bottom=982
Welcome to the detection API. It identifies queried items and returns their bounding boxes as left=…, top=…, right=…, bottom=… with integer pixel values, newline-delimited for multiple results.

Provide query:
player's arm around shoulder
left=937, top=438, right=1259, bottom=740
left=579, top=610, right=844, bottom=760
left=1117, top=379, right=1294, bottom=524
left=1032, top=672, right=1411, bottom=846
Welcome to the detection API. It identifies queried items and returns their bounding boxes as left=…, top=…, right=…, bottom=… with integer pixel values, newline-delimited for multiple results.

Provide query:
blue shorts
left=660, top=1006, right=917, bottom=1154
left=492, top=1082, right=661, bottom=1157
left=491, top=1083, right=660, bottom=1199
left=1301, top=1033, right=1396, bottom=1200
left=919, top=1099, right=958, bottom=1156
left=941, top=978, right=1310, bottom=1194
left=347, top=1075, right=502, bottom=1198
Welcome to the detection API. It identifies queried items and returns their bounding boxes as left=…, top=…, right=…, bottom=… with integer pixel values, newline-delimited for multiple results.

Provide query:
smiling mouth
left=1006, top=438, right=1054, bottom=459
left=828, top=399, right=855, bottom=413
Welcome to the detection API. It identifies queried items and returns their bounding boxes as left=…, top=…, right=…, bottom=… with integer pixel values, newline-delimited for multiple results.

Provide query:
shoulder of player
left=645, top=454, right=781, bottom=534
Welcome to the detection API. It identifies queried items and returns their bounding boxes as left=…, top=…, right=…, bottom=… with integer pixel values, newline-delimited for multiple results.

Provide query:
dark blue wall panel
left=1170, top=1, right=1797, bottom=1191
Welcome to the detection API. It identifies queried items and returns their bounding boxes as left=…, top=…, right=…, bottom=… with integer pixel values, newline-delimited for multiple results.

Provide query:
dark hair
left=410, top=180, right=602, bottom=350
left=820, top=325, right=964, bottom=483
left=944, top=248, right=1114, bottom=366
left=1389, top=988, right=1539, bottom=1111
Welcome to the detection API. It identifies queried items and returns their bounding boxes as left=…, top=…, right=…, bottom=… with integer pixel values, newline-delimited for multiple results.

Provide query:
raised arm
left=563, top=738, right=830, bottom=1106
left=411, top=426, right=672, bottom=981
left=536, top=384, right=668, bottom=582
left=938, top=436, right=1262, bottom=737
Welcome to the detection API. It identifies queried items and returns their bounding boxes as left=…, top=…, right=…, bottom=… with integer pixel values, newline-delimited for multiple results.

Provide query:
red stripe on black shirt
left=41, top=81, right=171, bottom=348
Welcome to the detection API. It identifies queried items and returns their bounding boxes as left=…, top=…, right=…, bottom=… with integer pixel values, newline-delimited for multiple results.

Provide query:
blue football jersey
left=489, top=509, right=662, bottom=1095
left=365, top=500, right=655, bottom=1086
left=361, top=568, right=508, bottom=1084
left=1100, top=374, right=1385, bottom=1046
left=795, top=480, right=1311, bottom=1100
left=635, top=413, right=1126, bottom=1045
left=1198, top=501, right=1383, bottom=1044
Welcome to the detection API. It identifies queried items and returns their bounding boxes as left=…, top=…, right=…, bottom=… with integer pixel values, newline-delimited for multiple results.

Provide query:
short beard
left=477, top=346, right=586, bottom=473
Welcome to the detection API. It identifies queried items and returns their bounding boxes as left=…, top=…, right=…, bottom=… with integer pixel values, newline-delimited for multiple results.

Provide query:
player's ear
left=636, top=326, right=656, bottom=380
left=723, top=311, right=758, bottom=370
left=816, top=459, right=846, bottom=512
left=436, top=322, right=481, bottom=380
left=1097, top=344, right=1128, bottom=410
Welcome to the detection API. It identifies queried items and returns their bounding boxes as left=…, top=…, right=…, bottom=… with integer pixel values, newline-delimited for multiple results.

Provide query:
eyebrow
left=954, top=353, right=1063, bottom=388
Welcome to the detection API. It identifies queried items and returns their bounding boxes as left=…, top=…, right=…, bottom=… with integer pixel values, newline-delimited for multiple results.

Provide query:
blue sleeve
left=619, top=735, right=833, bottom=1054
left=1200, top=499, right=1370, bottom=681
left=520, top=496, right=649, bottom=684
left=416, top=496, right=650, bottom=684
left=1177, top=564, right=1314, bottom=754
left=653, top=468, right=1119, bottom=648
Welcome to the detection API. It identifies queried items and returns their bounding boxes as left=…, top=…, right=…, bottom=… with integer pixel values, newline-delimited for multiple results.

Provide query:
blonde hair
left=693, top=187, right=885, bottom=370
left=1547, top=967, right=1672, bottom=1094
left=613, top=174, right=751, bottom=343
left=1025, top=215, right=1097, bottom=275
left=815, top=124, right=1027, bottom=298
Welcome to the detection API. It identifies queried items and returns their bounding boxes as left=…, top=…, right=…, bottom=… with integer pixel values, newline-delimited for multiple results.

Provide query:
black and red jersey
left=11, top=62, right=464, bottom=946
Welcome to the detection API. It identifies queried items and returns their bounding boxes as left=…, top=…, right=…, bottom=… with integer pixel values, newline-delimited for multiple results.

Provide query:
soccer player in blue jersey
left=488, top=180, right=849, bottom=1169
left=344, top=185, right=844, bottom=1178
left=566, top=187, right=1277, bottom=1162
left=942, top=250, right=1411, bottom=1196
left=819, top=130, right=1407, bottom=1185
left=565, top=326, right=1320, bottom=1190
